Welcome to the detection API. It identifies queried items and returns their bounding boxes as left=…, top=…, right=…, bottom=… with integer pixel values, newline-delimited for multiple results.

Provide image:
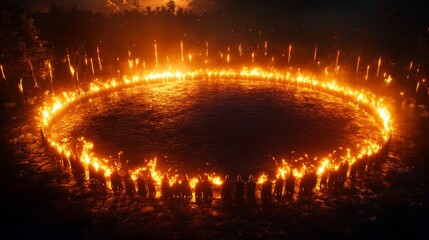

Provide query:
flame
left=207, top=173, right=222, bottom=186
left=317, top=158, right=331, bottom=175
left=38, top=66, right=393, bottom=191
left=17, top=78, right=24, bottom=94
left=385, top=75, right=392, bottom=86
left=257, top=172, right=268, bottom=184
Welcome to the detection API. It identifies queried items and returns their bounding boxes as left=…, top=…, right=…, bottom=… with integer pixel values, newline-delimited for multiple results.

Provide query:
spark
left=28, top=60, right=39, bottom=89
left=264, top=40, right=268, bottom=56
left=365, top=65, right=370, bottom=80
left=313, top=44, right=317, bottom=63
left=356, top=56, right=360, bottom=76
left=18, top=78, right=23, bottom=94
left=376, top=56, right=382, bottom=78
left=0, top=64, right=9, bottom=86
left=154, top=41, right=158, bottom=68
left=180, top=40, right=184, bottom=62
left=90, top=58, right=95, bottom=76
left=97, top=46, right=103, bottom=71
left=47, top=60, right=53, bottom=92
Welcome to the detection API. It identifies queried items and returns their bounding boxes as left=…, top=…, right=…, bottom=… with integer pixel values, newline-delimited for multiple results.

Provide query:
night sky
left=4, top=0, right=427, bottom=16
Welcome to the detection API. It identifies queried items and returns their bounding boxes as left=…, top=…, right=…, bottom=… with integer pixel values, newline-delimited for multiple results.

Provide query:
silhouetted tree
left=166, top=0, right=176, bottom=15
left=0, top=2, right=52, bottom=103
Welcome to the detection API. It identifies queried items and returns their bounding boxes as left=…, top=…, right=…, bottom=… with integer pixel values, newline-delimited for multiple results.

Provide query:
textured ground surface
left=1, top=80, right=428, bottom=239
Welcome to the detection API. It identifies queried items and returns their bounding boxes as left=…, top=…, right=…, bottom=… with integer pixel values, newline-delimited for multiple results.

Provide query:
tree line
left=0, top=0, right=427, bottom=103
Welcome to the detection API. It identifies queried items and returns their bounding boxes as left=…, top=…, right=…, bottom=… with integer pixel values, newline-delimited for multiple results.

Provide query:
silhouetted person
left=246, top=175, right=256, bottom=204
left=137, top=174, right=147, bottom=197
left=299, top=171, right=317, bottom=194
left=161, top=173, right=172, bottom=200
left=320, top=171, right=328, bottom=189
left=40, top=128, right=47, bottom=146
left=89, top=164, right=97, bottom=183
left=261, top=177, right=273, bottom=203
left=69, top=154, right=77, bottom=172
left=309, top=171, right=318, bottom=191
left=285, top=174, right=295, bottom=196
left=201, top=175, right=213, bottom=204
left=274, top=176, right=284, bottom=201
left=349, top=162, right=359, bottom=181
left=172, top=179, right=181, bottom=200
left=72, top=154, right=85, bottom=179
left=234, top=175, right=245, bottom=203
left=299, top=173, right=310, bottom=194
left=110, top=170, right=123, bottom=194
left=147, top=175, right=156, bottom=199
left=124, top=171, right=136, bottom=197
left=328, top=170, right=338, bottom=188
left=338, top=161, right=349, bottom=187
left=60, top=151, right=70, bottom=169
left=194, top=176, right=203, bottom=204
left=97, top=168, right=107, bottom=188
left=181, top=175, right=192, bottom=201
left=221, top=175, right=233, bottom=203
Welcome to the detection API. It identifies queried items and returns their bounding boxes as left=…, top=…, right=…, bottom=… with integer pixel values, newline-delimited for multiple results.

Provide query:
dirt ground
left=1, top=97, right=428, bottom=240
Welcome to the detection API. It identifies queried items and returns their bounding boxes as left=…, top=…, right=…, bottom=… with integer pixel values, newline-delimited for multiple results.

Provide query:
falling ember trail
left=84, top=53, right=88, bottom=67
left=365, top=65, right=370, bottom=80
left=264, top=41, right=268, bottom=56
left=335, top=50, right=340, bottom=68
left=28, top=60, right=39, bottom=89
left=313, top=45, right=317, bottom=63
left=47, top=60, right=53, bottom=92
left=180, top=40, right=184, bottom=62
left=376, top=56, right=382, bottom=78
left=90, top=58, right=95, bottom=76
left=288, top=44, right=292, bottom=64
left=205, top=41, right=209, bottom=58
left=97, top=47, right=103, bottom=71
left=154, top=41, right=158, bottom=68
left=356, top=56, right=361, bottom=76
left=0, top=64, right=8, bottom=86
left=67, top=53, right=72, bottom=72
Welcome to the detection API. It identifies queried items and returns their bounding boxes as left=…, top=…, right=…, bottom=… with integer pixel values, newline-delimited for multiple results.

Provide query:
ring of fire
left=38, top=67, right=392, bottom=191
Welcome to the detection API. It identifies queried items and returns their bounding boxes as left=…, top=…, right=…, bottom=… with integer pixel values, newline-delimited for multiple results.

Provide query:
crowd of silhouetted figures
left=40, top=129, right=391, bottom=204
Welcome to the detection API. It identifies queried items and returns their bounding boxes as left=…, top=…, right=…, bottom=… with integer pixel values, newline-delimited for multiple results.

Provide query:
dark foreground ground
left=1, top=95, right=429, bottom=240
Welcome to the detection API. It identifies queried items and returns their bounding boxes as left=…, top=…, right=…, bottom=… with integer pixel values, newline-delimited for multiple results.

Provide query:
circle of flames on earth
left=38, top=67, right=393, bottom=189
